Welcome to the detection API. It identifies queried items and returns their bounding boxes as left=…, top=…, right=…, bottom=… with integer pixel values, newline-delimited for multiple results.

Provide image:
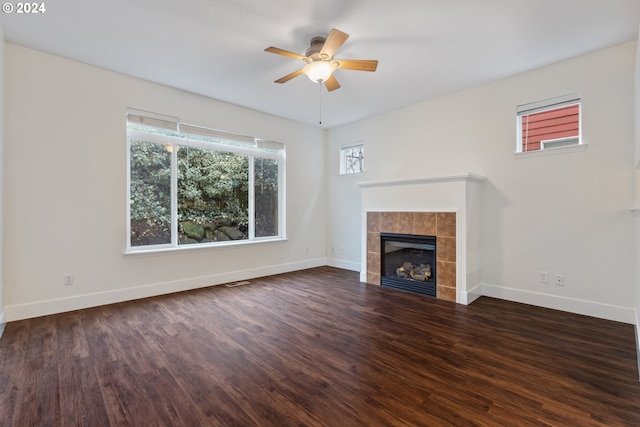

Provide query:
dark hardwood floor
left=0, top=266, right=639, bottom=426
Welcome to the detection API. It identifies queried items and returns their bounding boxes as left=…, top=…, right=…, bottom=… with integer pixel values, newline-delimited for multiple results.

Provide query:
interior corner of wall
left=635, top=309, right=640, bottom=379
left=0, top=310, right=6, bottom=340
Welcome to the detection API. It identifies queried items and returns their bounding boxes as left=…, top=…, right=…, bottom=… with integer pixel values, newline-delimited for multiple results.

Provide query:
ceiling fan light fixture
left=265, top=28, right=377, bottom=91
left=302, top=60, right=337, bottom=83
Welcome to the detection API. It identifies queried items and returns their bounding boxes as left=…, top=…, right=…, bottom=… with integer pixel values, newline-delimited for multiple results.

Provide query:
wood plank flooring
left=0, top=266, right=639, bottom=426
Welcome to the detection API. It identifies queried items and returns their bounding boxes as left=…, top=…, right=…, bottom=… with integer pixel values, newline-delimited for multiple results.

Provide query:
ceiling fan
left=265, top=28, right=378, bottom=92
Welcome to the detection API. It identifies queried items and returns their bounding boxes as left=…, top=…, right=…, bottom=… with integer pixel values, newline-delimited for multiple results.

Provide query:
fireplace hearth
left=380, top=233, right=436, bottom=297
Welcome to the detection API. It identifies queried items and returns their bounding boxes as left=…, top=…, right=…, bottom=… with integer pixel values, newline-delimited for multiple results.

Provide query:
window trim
left=513, top=142, right=588, bottom=159
left=126, top=112, right=285, bottom=254
left=540, top=136, right=580, bottom=150
left=123, top=234, right=288, bottom=257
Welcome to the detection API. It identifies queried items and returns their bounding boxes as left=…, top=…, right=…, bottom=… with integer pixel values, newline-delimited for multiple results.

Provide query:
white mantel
left=358, top=173, right=485, bottom=304
left=358, top=173, right=486, bottom=189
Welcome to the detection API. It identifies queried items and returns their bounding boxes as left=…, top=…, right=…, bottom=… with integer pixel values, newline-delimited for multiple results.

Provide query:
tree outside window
left=127, top=117, right=284, bottom=251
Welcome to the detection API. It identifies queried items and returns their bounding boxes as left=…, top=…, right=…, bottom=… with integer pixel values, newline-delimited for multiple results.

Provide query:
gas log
left=395, top=262, right=432, bottom=282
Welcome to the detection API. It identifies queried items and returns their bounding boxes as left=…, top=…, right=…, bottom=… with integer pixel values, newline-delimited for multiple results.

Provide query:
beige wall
left=327, top=41, right=638, bottom=323
left=0, top=22, right=5, bottom=335
left=3, top=44, right=327, bottom=320
left=3, top=38, right=639, bottom=327
left=634, top=23, right=640, bottom=372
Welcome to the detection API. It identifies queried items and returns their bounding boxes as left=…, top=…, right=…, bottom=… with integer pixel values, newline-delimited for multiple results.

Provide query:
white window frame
left=540, top=136, right=580, bottom=150
left=516, top=94, right=583, bottom=155
left=340, top=143, right=364, bottom=175
left=126, top=111, right=286, bottom=253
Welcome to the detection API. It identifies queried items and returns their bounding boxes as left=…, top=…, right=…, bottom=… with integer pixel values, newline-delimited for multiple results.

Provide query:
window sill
left=513, top=143, right=588, bottom=159
left=339, top=171, right=365, bottom=177
left=124, top=236, right=288, bottom=257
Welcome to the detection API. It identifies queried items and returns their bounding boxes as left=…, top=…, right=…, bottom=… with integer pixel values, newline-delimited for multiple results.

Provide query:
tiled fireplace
left=366, top=211, right=457, bottom=301
left=358, top=174, right=485, bottom=305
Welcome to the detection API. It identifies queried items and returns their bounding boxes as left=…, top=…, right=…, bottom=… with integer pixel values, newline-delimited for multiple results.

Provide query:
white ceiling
left=1, top=0, right=639, bottom=128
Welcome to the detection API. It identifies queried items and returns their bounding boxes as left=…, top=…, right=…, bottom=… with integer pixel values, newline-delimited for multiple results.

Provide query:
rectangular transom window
left=517, top=95, right=581, bottom=153
left=126, top=112, right=285, bottom=252
left=340, top=143, right=364, bottom=174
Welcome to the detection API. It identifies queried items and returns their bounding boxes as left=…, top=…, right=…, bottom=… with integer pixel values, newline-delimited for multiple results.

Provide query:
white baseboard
left=325, top=257, right=360, bottom=272
left=635, top=311, right=640, bottom=380
left=481, top=283, right=636, bottom=324
left=5, top=264, right=636, bottom=331
left=0, top=309, right=5, bottom=340
left=4, top=258, right=327, bottom=322
left=460, top=283, right=483, bottom=305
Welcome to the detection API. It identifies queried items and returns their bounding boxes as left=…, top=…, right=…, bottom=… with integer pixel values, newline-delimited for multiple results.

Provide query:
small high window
left=517, top=95, right=581, bottom=153
left=340, top=144, right=364, bottom=175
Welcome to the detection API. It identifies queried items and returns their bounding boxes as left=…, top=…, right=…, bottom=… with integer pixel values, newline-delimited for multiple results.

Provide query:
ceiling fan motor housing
left=306, top=36, right=328, bottom=60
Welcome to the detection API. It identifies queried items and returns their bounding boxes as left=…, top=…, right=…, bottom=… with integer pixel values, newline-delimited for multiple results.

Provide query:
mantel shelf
left=357, top=173, right=485, bottom=189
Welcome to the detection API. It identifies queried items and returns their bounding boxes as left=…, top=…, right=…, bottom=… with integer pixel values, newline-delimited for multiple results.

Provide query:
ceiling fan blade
left=274, top=69, right=303, bottom=83
left=336, top=59, right=378, bottom=72
left=324, top=75, right=340, bottom=92
left=265, top=46, right=307, bottom=61
left=320, top=28, right=349, bottom=58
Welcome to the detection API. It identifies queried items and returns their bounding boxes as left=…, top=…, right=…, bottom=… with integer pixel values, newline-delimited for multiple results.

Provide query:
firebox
left=380, top=233, right=436, bottom=297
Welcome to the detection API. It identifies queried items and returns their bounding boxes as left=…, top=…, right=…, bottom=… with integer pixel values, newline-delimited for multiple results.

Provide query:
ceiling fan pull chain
left=319, top=82, right=323, bottom=125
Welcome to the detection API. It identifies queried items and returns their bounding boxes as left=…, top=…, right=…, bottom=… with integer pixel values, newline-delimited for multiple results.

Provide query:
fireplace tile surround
left=359, top=173, right=485, bottom=305
left=366, top=211, right=457, bottom=301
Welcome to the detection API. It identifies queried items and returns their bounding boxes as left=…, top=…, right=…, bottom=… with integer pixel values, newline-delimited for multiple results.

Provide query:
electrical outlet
left=64, top=274, right=74, bottom=286
left=554, top=274, right=565, bottom=286
left=539, top=271, right=549, bottom=284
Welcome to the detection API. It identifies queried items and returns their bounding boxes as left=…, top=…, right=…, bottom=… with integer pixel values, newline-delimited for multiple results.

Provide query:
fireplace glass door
left=380, top=233, right=436, bottom=297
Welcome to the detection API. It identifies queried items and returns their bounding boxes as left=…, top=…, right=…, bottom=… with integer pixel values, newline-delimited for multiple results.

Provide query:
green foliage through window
left=127, top=117, right=284, bottom=250
left=255, top=158, right=279, bottom=237
left=130, top=141, right=171, bottom=246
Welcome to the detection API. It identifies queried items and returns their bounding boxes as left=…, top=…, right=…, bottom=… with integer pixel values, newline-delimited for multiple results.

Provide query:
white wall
left=634, top=23, right=640, bottom=374
left=3, top=44, right=326, bottom=320
left=0, top=22, right=5, bottom=337
left=325, top=167, right=361, bottom=271
left=4, top=39, right=638, bottom=325
left=327, top=41, right=638, bottom=323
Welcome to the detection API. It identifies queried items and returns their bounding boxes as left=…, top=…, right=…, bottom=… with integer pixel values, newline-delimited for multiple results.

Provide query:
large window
left=127, top=112, right=284, bottom=251
left=517, top=95, right=581, bottom=153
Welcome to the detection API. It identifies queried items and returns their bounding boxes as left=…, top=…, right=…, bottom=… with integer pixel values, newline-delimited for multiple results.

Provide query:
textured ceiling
left=1, top=0, right=639, bottom=128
